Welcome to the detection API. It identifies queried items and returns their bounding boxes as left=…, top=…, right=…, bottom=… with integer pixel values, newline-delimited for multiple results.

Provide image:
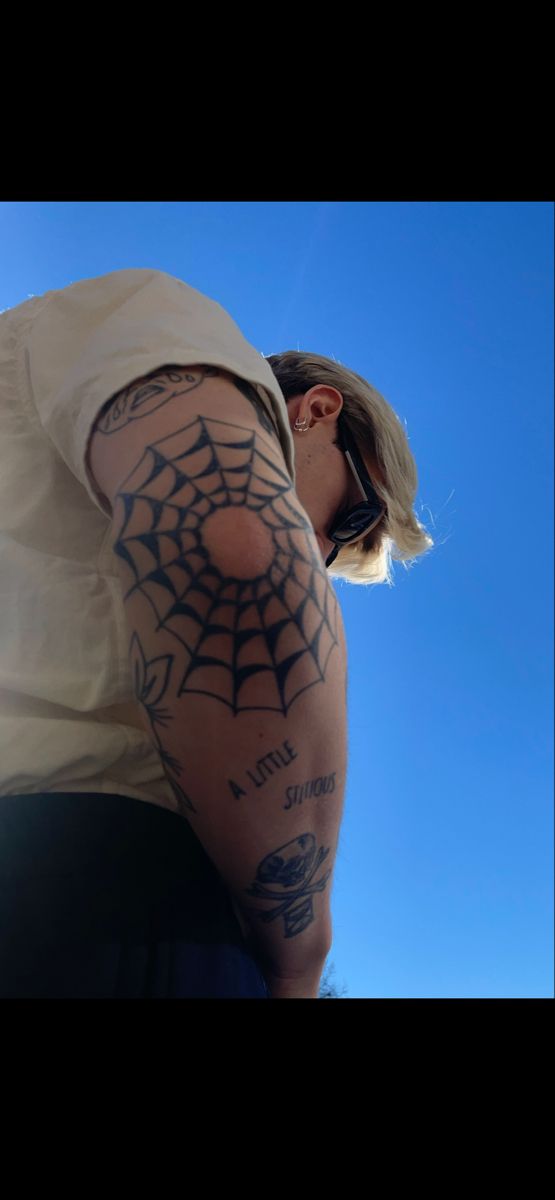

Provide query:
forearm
left=232, top=893, right=332, bottom=995
left=125, top=592, right=348, bottom=982
left=171, top=684, right=345, bottom=981
left=264, top=960, right=328, bottom=1000
left=234, top=916, right=328, bottom=997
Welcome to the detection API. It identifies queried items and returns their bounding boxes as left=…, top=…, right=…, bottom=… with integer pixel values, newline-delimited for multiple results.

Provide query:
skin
left=89, top=366, right=351, bottom=967
left=90, top=366, right=380, bottom=570
left=284, top=384, right=378, bottom=567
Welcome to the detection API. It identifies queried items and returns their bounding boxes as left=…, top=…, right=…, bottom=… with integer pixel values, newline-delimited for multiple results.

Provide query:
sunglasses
left=325, top=413, right=387, bottom=569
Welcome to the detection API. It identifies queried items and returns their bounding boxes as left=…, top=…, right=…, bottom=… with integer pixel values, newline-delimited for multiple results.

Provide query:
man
left=0, top=269, right=432, bottom=998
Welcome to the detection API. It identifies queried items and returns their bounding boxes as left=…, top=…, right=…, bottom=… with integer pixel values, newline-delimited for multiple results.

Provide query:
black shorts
left=0, top=790, right=269, bottom=998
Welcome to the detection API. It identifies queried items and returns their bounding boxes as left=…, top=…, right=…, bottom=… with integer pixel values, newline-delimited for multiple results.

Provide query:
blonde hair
left=265, top=350, right=434, bottom=587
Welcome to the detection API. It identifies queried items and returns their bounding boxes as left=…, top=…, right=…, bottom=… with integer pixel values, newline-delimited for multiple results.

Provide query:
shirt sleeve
left=19, top=267, right=295, bottom=517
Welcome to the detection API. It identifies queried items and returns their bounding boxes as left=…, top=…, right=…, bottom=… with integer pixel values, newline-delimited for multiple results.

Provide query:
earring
left=294, top=417, right=311, bottom=433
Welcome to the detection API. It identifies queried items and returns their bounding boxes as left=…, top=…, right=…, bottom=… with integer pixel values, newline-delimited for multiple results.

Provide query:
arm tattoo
left=94, top=366, right=221, bottom=434
left=94, top=365, right=279, bottom=443
left=129, top=630, right=197, bottom=818
left=283, top=771, right=337, bottom=810
left=228, top=739, right=298, bottom=798
left=244, top=833, right=332, bottom=939
left=114, top=414, right=340, bottom=718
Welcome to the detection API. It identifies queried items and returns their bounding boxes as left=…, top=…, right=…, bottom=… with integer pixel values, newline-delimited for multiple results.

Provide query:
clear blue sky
left=1, top=200, right=552, bottom=998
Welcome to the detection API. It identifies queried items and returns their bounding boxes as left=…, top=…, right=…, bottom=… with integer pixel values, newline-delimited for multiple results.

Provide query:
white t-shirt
left=0, top=267, right=295, bottom=812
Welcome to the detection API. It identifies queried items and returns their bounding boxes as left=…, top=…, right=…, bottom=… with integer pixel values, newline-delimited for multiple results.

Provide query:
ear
left=304, top=384, right=344, bottom=423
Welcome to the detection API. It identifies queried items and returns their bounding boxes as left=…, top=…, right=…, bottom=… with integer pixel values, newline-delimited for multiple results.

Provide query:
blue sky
left=1, top=200, right=552, bottom=998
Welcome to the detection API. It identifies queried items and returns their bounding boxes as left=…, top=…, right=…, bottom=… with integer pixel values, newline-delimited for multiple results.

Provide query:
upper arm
left=86, top=363, right=285, bottom=518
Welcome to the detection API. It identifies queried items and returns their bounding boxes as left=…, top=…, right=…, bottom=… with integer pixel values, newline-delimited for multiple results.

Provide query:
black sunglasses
left=325, top=413, right=386, bottom=569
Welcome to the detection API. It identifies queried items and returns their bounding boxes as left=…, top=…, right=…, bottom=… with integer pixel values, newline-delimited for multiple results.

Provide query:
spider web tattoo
left=113, top=414, right=340, bottom=718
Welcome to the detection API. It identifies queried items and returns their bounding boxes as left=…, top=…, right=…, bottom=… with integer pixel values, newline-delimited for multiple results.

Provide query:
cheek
left=337, top=465, right=351, bottom=512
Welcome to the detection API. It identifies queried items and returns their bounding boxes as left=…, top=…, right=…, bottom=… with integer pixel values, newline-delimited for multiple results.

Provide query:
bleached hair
left=265, top=350, right=434, bottom=586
